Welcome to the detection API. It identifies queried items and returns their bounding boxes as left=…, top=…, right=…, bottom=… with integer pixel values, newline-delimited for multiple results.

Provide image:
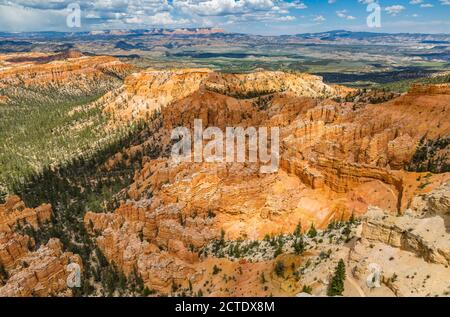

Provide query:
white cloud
left=358, top=0, right=376, bottom=4
left=170, top=0, right=303, bottom=24
left=0, top=0, right=310, bottom=29
left=336, top=10, right=356, bottom=20
left=283, top=1, right=307, bottom=9
left=440, top=0, right=450, bottom=5
left=313, top=15, right=325, bottom=22
left=147, top=12, right=190, bottom=25
left=384, top=5, right=405, bottom=16
left=420, top=3, right=434, bottom=7
left=0, top=4, right=66, bottom=32
left=0, top=0, right=74, bottom=10
left=173, top=0, right=274, bottom=16
left=225, top=10, right=295, bottom=23
left=409, top=0, right=423, bottom=4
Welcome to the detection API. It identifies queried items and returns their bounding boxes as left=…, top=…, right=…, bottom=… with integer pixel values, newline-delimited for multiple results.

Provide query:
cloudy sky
left=0, top=0, right=449, bottom=34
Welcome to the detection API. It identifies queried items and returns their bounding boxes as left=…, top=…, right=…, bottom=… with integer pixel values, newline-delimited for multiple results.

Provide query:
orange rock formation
left=0, top=196, right=81, bottom=297
left=84, top=68, right=450, bottom=295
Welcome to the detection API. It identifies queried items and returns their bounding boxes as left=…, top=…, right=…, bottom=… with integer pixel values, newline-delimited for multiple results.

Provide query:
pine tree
left=293, top=222, right=302, bottom=237
left=327, top=259, right=346, bottom=296
left=293, top=237, right=305, bottom=255
left=307, top=223, right=317, bottom=238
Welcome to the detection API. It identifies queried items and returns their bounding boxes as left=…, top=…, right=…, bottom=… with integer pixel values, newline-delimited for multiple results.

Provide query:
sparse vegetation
left=407, top=136, right=450, bottom=173
left=201, top=219, right=359, bottom=262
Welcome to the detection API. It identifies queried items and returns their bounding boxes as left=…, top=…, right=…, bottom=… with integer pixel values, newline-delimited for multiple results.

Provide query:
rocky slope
left=81, top=68, right=449, bottom=296
left=347, top=182, right=450, bottom=297
left=1, top=58, right=448, bottom=296
left=101, top=69, right=353, bottom=124
left=0, top=196, right=81, bottom=296
left=0, top=51, right=134, bottom=100
left=0, top=51, right=137, bottom=196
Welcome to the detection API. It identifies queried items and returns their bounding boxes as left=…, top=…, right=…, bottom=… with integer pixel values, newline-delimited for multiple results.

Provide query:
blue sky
left=0, top=0, right=449, bottom=34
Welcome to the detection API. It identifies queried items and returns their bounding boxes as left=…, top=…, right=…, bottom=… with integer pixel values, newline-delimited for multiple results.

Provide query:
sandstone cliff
left=347, top=183, right=450, bottom=297
left=0, top=195, right=51, bottom=232
left=82, top=69, right=449, bottom=295
left=0, top=52, right=134, bottom=98
left=0, top=196, right=81, bottom=297
left=101, top=68, right=353, bottom=124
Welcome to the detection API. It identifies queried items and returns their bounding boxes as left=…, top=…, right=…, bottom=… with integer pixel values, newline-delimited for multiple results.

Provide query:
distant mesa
left=4, top=49, right=83, bottom=64
left=90, top=28, right=226, bottom=37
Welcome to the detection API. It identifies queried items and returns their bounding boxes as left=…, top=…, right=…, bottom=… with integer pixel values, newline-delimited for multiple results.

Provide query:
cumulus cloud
left=169, top=0, right=303, bottom=25
left=0, top=0, right=74, bottom=10
left=384, top=5, right=405, bottom=16
left=282, top=1, right=307, bottom=10
left=0, top=0, right=445, bottom=33
left=336, top=10, right=356, bottom=20
left=0, top=0, right=304, bottom=29
left=173, top=0, right=273, bottom=16
left=144, top=12, right=190, bottom=25
left=0, top=0, right=177, bottom=30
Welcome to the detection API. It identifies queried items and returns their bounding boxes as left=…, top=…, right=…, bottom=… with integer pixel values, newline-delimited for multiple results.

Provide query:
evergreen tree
left=327, top=259, right=346, bottom=296
left=293, top=237, right=305, bottom=255
left=307, top=223, right=317, bottom=238
left=293, top=222, right=302, bottom=237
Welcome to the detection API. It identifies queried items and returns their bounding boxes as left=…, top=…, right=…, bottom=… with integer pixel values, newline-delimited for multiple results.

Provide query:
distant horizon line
left=1, top=28, right=449, bottom=37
